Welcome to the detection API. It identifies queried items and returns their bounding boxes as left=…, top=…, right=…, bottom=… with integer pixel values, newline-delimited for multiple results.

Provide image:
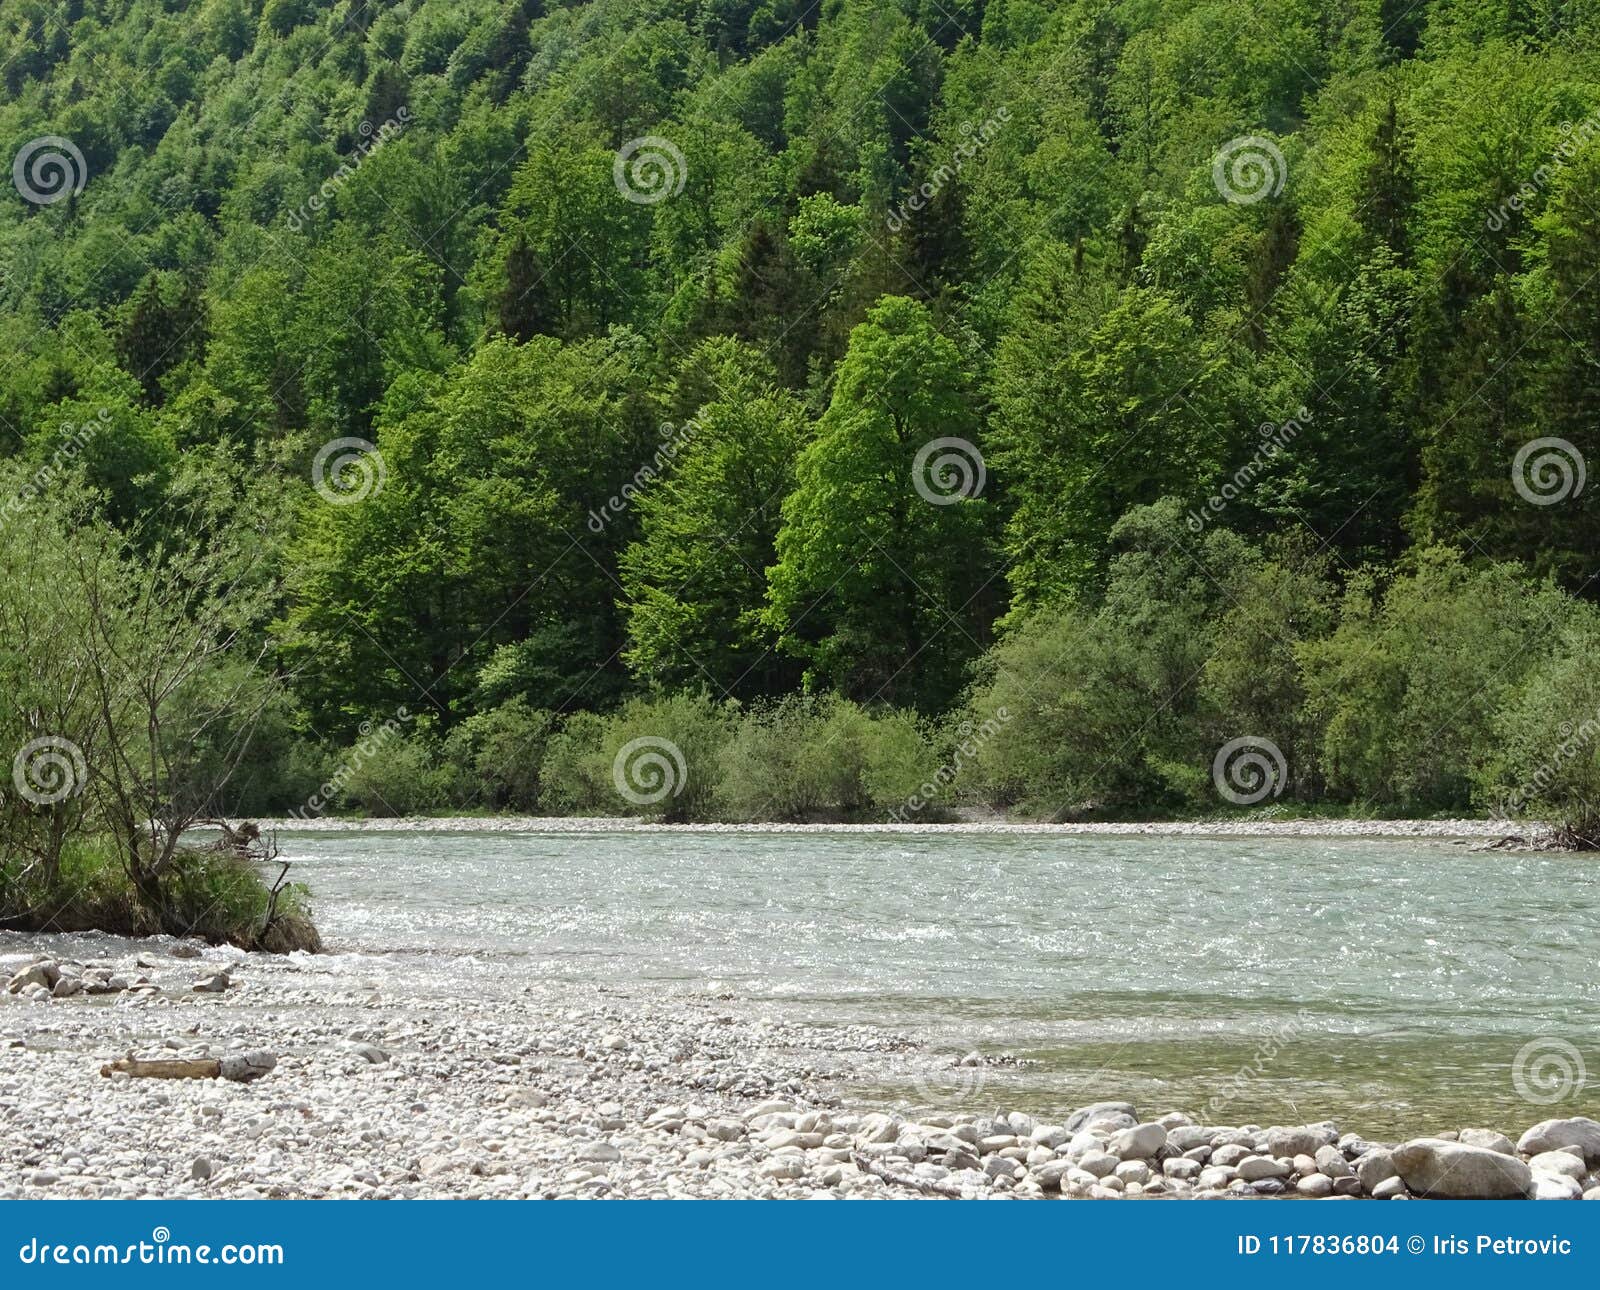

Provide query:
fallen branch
left=852, top=1152, right=964, bottom=1198
left=100, top=1050, right=277, bottom=1083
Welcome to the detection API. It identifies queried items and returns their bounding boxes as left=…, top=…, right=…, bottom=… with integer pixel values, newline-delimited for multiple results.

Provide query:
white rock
left=1518, top=1118, right=1600, bottom=1166
left=1458, top=1128, right=1515, bottom=1155
left=1532, top=1174, right=1583, bottom=1200
left=1236, top=1156, right=1290, bottom=1182
left=1528, top=1149, right=1587, bottom=1180
left=1392, top=1138, right=1532, bottom=1199
left=1109, top=1122, right=1166, bottom=1160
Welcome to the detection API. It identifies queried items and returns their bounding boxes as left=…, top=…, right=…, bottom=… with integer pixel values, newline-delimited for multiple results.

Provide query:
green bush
left=717, top=697, right=830, bottom=820
left=600, top=693, right=732, bottom=822
left=538, top=711, right=617, bottom=815
left=1476, top=613, right=1600, bottom=842
left=442, top=698, right=552, bottom=812
left=329, top=720, right=450, bottom=817
left=717, top=696, right=935, bottom=821
left=1300, top=551, right=1575, bottom=810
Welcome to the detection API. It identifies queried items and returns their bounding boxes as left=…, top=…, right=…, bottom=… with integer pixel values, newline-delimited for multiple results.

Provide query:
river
left=280, top=825, right=1600, bottom=1138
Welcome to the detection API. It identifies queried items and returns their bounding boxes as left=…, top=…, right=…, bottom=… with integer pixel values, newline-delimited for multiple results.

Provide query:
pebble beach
left=3, top=931, right=1597, bottom=1201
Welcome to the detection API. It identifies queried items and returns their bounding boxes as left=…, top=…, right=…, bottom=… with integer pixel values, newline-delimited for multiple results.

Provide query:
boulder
left=1532, top=1174, right=1582, bottom=1200
left=1517, top=1118, right=1600, bottom=1166
left=1297, top=1173, right=1334, bottom=1197
left=1527, top=1150, right=1587, bottom=1181
left=1236, top=1155, right=1291, bottom=1182
left=1371, top=1176, right=1409, bottom=1199
left=1392, top=1138, right=1532, bottom=1199
left=1064, top=1102, right=1136, bottom=1133
left=6, top=962, right=58, bottom=994
left=192, top=972, right=231, bottom=993
left=1166, top=1125, right=1209, bottom=1152
left=1266, top=1125, right=1331, bottom=1158
left=1315, top=1144, right=1353, bottom=1179
left=1079, top=1150, right=1119, bottom=1178
left=1458, top=1128, right=1516, bottom=1155
left=1109, top=1122, right=1166, bottom=1160
left=1354, top=1148, right=1398, bottom=1191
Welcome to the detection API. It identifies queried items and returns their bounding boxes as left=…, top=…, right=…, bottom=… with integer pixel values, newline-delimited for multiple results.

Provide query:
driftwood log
left=100, top=1050, right=277, bottom=1083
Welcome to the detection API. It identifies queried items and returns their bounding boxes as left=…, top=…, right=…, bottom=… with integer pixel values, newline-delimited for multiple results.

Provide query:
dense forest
left=4, top=0, right=1600, bottom=838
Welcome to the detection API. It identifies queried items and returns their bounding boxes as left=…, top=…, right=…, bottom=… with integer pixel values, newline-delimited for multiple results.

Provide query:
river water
left=281, top=826, right=1600, bottom=1138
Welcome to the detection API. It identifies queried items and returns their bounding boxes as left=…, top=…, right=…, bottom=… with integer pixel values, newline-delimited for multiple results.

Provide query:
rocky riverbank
left=2, top=936, right=1597, bottom=1200
left=258, top=814, right=1553, bottom=842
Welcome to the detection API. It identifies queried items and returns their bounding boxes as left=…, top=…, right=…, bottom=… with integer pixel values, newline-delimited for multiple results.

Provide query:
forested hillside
left=4, top=0, right=1600, bottom=826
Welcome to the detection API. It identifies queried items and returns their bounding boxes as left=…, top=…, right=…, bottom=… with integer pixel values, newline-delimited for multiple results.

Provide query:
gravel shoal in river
left=3, top=939, right=1596, bottom=1201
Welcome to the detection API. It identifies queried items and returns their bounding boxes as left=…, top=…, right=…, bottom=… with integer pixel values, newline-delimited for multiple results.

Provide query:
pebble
left=2, top=947, right=1595, bottom=1203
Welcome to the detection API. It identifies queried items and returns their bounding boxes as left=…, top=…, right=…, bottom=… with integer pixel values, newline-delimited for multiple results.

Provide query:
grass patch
left=1, top=836, right=321, bottom=952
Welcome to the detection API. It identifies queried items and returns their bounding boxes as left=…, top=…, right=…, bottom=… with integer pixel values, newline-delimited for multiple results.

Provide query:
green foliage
left=539, top=693, right=732, bottom=822
left=1477, top=614, right=1600, bottom=841
left=441, top=698, right=553, bottom=812
left=765, top=296, right=990, bottom=709
left=1301, top=551, right=1577, bottom=810
left=4, top=0, right=1600, bottom=836
left=716, top=695, right=934, bottom=821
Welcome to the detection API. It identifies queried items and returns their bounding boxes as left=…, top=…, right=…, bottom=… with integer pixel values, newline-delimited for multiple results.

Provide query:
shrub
left=442, top=698, right=552, bottom=812
left=718, top=696, right=935, bottom=821
left=1300, top=550, right=1575, bottom=810
left=1476, top=612, right=1600, bottom=843
left=717, top=697, right=830, bottom=820
left=331, top=723, right=449, bottom=816
left=599, top=693, right=732, bottom=822
left=538, top=712, right=614, bottom=815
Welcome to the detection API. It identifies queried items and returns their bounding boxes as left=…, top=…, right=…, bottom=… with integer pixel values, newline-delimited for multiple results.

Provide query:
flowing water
left=283, top=826, right=1600, bottom=1138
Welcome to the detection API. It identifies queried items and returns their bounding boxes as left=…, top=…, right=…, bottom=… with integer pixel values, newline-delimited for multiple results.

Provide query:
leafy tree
left=765, top=296, right=989, bottom=709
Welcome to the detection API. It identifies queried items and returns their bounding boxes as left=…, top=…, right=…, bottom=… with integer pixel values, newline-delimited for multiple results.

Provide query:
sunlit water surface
left=283, top=827, right=1599, bottom=1136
